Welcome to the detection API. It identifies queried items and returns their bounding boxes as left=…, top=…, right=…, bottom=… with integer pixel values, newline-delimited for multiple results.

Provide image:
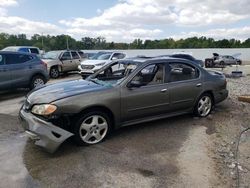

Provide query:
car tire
left=220, top=61, right=225, bottom=66
left=30, top=75, right=46, bottom=90
left=73, top=111, right=111, bottom=146
left=194, top=93, right=213, bottom=117
left=50, top=67, right=60, bottom=78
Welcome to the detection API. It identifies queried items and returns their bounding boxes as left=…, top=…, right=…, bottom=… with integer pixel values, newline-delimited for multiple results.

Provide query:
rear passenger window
left=77, top=51, right=85, bottom=58
left=71, top=51, right=80, bottom=59
left=6, top=54, right=33, bottom=64
left=168, top=63, right=199, bottom=82
left=30, top=48, right=39, bottom=54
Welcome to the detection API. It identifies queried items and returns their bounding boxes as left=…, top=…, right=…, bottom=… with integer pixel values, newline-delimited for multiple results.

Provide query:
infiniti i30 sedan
left=19, top=57, right=228, bottom=153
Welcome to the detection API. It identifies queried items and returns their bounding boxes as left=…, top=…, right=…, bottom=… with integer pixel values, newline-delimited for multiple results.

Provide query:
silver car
left=42, top=50, right=86, bottom=78
left=213, top=53, right=242, bottom=66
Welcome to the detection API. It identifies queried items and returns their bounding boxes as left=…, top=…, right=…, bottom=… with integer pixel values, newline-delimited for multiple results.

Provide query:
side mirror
left=112, top=57, right=118, bottom=60
left=127, top=80, right=142, bottom=88
left=60, top=57, right=66, bottom=61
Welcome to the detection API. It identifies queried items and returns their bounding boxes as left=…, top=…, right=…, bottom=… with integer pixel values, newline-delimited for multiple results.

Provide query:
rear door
left=0, top=54, right=11, bottom=90
left=71, top=51, right=82, bottom=69
left=5, top=53, right=34, bottom=88
left=166, top=61, right=202, bottom=112
left=60, top=51, right=74, bottom=72
left=121, top=63, right=170, bottom=122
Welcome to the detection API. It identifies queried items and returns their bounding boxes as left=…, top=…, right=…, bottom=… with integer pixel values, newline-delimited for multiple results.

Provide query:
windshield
left=42, top=51, right=61, bottom=59
left=2, top=47, right=17, bottom=51
left=91, top=52, right=112, bottom=60
left=87, top=61, right=138, bottom=87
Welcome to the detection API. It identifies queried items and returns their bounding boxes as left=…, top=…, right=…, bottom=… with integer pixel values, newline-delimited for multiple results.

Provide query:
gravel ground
left=211, top=76, right=250, bottom=187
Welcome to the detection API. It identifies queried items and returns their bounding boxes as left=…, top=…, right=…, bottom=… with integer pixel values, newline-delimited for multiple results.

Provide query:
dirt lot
left=0, top=73, right=249, bottom=188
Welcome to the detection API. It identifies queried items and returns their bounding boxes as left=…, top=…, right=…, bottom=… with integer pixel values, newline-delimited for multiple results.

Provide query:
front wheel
left=73, top=111, right=111, bottom=146
left=50, top=67, right=60, bottom=78
left=194, top=94, right=213, bottom=117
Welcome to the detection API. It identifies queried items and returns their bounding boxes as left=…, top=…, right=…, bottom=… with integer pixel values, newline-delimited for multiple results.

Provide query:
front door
left=60, top=51, right=74, bottom=72
left=121, top=63, right=170, bottom=122
left=71, top=51, right=82, bottom=70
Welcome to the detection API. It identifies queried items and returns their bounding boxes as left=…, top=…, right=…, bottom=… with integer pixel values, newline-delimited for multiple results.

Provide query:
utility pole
left=41, top=32, right=44, bottom=50
left=66, top=35, right=69, bottom=50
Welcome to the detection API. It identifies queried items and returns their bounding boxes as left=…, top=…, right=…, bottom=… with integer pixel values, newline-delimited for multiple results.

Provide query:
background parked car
left=42, top=50, right=86, bottom=78
left=78, top=51, right=126, bottom=77
left=170, top=54, right=204, bottom=67
left=2, top=46, right=41, bottom=56
left=84, top=52, right=97, bottom=59
left=205, top=53, right=242, bottom=68
left=0, top=51, right=49, bottom=90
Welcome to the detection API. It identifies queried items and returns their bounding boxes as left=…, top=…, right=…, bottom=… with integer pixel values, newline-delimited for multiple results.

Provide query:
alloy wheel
left=33, top=78, right=45, bottom=88
left=50, top=68, right=59, bottom=78
left=79, top=115, right=108, bottom=144
left=197, top=96, right=212, bottom=117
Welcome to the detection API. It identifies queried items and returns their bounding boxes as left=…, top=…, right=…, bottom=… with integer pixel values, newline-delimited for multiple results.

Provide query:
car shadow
left=0, top=89, right=29, bottom=101
left=21, top=102, right=230, bottom=187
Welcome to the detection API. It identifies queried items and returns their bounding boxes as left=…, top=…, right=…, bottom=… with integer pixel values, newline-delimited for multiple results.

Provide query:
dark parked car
left=20, top=57, right=228, bottom=152
left=2, top=46, right=41, bottom=55
left=0, top=51, right=49, bottom=90
left=170, top=54, right=204, bottom=67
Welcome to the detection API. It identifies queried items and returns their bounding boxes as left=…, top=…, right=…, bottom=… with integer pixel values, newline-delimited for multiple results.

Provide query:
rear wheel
left=220, top=61, right=225, bottom=66
left=73, top=111, right=111, bottom=146
left=50, top=67, right=60, bottom=78
left=194, top=94, right=213, bottom=117
left=30, top=75, right=46, bottom=90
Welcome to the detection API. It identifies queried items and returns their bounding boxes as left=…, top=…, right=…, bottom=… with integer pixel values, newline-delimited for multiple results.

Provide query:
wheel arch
left=193, top=90, right=215, bottom=110
left=73, top=105, right=115, bottom=130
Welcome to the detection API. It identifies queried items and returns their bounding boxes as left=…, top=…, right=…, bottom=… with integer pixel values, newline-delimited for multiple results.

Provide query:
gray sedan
left=19, top=57, right=228, bottom=153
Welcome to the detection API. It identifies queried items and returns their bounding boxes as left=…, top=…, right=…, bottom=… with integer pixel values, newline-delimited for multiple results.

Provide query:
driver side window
left=61, top=52, right=72, bottom=60
left=131, top=64, right=164, bottom=86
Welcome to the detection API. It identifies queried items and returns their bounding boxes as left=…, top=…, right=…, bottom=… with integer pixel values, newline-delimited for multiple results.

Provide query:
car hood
left=42, top=59, right=58, bottom=64
left=81, top=60, right=110, bottom=65
left=27, top=79, right=107, bottom=104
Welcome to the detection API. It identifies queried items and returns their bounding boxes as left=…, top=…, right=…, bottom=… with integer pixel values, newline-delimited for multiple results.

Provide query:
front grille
left=81, top=65, right=95, bottom=69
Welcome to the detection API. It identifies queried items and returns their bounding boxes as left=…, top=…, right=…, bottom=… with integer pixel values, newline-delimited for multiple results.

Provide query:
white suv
left=78, top=52, right=126, bottom=76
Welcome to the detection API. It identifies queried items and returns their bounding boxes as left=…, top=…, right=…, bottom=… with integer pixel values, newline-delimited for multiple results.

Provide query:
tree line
left=0, top=33, right=250, bottom=51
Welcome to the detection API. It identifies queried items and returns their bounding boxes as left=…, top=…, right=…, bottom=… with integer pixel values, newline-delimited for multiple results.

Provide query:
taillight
left=41, top=60, right=47, bottom=69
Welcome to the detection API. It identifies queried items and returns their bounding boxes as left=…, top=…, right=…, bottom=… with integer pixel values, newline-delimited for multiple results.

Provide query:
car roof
left=120, top=56, right=192, bottom=65
left=3, top=46, right=39, bottom=49
left=0, top=51, right=37, bottom=56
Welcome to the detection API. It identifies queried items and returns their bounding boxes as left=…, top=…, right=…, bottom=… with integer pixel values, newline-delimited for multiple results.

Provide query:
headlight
left=96, top=62, right=105, bottom=66
left=31, top=104, right=57, bottom=115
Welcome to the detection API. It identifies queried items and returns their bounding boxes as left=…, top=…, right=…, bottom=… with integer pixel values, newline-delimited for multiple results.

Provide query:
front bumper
left=19, top=108, right=73, bottom=153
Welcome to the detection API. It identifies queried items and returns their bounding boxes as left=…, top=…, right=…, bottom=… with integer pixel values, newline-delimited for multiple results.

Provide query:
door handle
left=196, top=83, right=202, bottom=87
left=161, top=89, right=167, bottom=92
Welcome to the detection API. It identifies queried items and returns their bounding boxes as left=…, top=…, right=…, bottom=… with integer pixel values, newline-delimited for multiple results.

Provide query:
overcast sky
left=0, top=0, right=250, bottom=42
